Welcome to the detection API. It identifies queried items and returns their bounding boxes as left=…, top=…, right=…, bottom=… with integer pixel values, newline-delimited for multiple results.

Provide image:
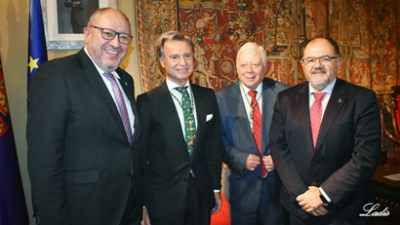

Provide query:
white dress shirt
left=239, top=81, right=268, bottom=178
left=308, top=78, right=337, bottom=123
left=166, top=78, right=198, bottom=139
left=239, top=81, right=263, bottom=131
left=308, top=78, right=337, bottom=203
left=166, top=78, right=219, bottom=192
left=84, top=47, right=135, bottom=136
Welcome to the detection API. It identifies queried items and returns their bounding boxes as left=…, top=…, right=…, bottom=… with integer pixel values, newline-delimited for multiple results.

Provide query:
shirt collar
left=166, top=78, right=190, bottom=92
left=308, top=78, right=336, bottom=95
left=240, top=81, right=263, bottom=96
left=84, top=47, right=120, bottom=79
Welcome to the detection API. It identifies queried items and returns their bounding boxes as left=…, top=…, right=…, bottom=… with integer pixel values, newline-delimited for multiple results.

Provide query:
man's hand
left=262, top=155, right=275, bottom=172
left=296, top=186, right=328, bottom=216
left=311, top=205, right=329, bottom=217
left=211, top=192, right=222, bottom=215
left=245, top=154, right=260, bottom=171
left=141, top=207, right=150, bottom=225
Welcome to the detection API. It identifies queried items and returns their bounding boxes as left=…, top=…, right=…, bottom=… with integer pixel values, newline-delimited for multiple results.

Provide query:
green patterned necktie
left=175, top=86, right=196, bottom=156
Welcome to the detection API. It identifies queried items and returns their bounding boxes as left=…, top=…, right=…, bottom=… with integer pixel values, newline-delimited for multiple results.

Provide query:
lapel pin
left=125, top=82, right=128, bottom=86
left=338, top=98, right=342, bottom=103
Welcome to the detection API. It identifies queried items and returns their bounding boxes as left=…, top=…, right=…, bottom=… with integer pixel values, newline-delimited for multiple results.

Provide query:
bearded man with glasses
left=270, top=37, right=381, bottom=225
left=27, top=8, right=143, bottom=225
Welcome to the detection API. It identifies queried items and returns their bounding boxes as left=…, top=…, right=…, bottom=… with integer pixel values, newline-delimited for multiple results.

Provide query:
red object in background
left=211, top=193, right=230, bottom=225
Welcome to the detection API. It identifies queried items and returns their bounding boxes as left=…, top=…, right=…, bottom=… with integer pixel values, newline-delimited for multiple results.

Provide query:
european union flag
left=28, top=0, right=48, bottom=87
left=0, top=55, right=29, bottom=224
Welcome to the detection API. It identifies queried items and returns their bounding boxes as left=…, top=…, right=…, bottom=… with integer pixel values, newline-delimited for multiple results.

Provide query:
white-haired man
left=216, top=42, right=290, bottom=225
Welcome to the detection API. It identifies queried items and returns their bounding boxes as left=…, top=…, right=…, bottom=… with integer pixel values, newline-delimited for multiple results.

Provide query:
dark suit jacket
left=64, top=0, right=98, bottom=27
left=216, top=79, right=289, bottom=222
left=27, top=49, right=143, bottom=225
left=270, top=79, right=381, bottom=223
left=137, top=81, right=222, bottom=219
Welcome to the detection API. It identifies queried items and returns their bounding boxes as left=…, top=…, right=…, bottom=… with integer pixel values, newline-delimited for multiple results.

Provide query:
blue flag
left=0, top=55, right=29, bottom=224
left=28, top=0, right=48, bottom=87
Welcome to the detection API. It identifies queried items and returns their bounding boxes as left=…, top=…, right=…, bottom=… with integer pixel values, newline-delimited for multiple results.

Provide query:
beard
left=307, top=67, right=335, bottom=91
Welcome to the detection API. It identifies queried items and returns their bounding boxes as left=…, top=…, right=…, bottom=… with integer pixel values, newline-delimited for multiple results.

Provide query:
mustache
left=312, top=68, right=326, bottom=73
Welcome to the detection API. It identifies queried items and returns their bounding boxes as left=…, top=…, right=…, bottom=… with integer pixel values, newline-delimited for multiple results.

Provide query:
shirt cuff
left=319, top=187, right=332, bottom=203
left=214, top=190, right=220, bottom=192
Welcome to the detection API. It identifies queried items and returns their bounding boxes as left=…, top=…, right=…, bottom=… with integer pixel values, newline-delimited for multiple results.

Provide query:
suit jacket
left=65, top=0, right=98, bottom=27
left=137, top=81, right=222, bottom=219
left=270, top=79, right=381, bottom=223
left=27, top=49, right=143, bottom=225
left=216, top=79, right=289, bottom=215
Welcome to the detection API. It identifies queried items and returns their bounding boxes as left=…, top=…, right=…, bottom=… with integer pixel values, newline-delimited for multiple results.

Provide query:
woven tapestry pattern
left=136, top=0, right=400, bottom=92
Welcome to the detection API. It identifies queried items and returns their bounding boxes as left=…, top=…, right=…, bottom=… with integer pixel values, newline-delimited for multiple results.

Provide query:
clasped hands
left=245, top=154, right=275, bottom=172
left=296, top=186, right=329, bottom=217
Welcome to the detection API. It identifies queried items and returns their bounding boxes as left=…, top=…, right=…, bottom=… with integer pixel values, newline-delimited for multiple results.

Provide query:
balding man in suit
left=270, top=37, right=380, bottom=225
left=27, top=8, right=142, bottom=225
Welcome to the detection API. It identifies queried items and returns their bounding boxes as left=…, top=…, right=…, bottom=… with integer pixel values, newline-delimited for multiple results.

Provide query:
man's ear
left=159, top=58, right=165, bottom=68
left=193, top=56, right=197, bottom=69
left=337, top=57, right=342, bottom=67
left=263, top=62, right=268, bottom=75
left=83, top=27, right=91, bottom=43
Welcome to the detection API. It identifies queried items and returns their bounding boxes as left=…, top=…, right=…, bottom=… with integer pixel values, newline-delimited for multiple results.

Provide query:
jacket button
left=126, top=172, right=133, bottom=177
left=147, top=160, right=150, bottom=165
left=183, top=178, right=188, bottom=181
left=311, top=162, right=317, bottom=167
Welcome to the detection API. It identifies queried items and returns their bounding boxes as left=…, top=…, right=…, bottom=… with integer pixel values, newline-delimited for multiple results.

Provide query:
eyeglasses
left=301, top=55, right=339, bottom=67
left=91, top=25, right=133, bottom=45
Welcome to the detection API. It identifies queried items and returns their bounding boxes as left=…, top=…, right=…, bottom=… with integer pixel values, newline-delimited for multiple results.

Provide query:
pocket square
left=206, top=114, right=213, bottom=122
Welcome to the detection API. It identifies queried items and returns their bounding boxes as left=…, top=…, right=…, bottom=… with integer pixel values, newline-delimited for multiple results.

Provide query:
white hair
left=236, top=42, right=268, bottom=68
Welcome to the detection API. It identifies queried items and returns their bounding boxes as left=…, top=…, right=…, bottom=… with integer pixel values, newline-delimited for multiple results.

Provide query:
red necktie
left=249, top=91, right=267, bottom=177
left=310, top=92, right=326, bottom=148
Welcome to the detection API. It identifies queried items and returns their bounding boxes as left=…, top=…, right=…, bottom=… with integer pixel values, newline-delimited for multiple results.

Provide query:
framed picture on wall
left=41, top=0, right=117, bottom=50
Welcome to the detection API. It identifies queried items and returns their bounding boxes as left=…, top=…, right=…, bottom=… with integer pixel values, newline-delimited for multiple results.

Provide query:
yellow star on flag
left=28, top=56, right=39, bottom=73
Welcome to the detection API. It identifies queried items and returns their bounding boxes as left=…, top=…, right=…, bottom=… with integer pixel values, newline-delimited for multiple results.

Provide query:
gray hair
left=156, top=31, right=195, bottom=60
left=236, top=42, right=268, bottom=67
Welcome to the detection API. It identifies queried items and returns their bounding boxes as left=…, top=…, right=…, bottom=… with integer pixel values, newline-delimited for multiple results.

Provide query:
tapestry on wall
left=136, top=0, right=400, bottom=92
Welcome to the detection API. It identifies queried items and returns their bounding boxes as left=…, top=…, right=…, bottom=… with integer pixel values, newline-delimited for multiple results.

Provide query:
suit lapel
left=231, top=81, right=258, bottom=151
left=191, top=84, right=207, bottom=158
left=314, top=80, right=347, bottom=153
left=261, top=79, right=276, bottom=154
left=116, top=68, right=141, bottom=145
left=297, top=83, right=314, bottom=153
left=117, top=69, right=135, bottom=105
left=78, top=50, right=126, bottom=133
left=78, top=50, right=133, bottom=145
left=157, top=82, right=188, bottom=153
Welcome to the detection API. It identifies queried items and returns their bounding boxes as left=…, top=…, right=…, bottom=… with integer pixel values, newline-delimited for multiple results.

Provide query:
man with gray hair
left=216, top=42, right=290, bottom=225
left=137, top=30, right=222, bottom=225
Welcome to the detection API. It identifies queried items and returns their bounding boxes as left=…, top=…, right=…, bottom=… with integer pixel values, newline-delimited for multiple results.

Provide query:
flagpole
left=28, top=0, right=48, bottom=88
left=27, top=0, right=48, bottom=223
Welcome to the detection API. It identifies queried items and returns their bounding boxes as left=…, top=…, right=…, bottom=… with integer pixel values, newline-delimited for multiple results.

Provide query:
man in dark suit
left=216, top=42, right=290, bottom=225
left=270, top=37, right=381, bottom=225
left=137, top=31, right=222, bottom=225
left=64, top=0, right=98, bottom=33
left=27, top=8, right=142, bottom=225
